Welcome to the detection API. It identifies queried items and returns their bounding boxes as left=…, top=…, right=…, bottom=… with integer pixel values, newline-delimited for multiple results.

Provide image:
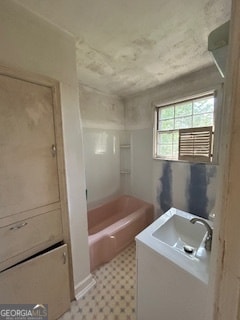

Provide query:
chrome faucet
left=190, top=218, right=213, bottom=251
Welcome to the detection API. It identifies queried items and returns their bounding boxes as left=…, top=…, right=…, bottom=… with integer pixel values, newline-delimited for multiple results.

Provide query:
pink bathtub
left=88, top=195, right=154, bottom=271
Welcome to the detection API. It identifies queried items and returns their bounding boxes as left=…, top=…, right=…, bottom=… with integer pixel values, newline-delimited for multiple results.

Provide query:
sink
left=135, top=208, right=212, bottom=284
left=152, top=214, right=207, bottom=254
left=136, top=208, right=211, bottom=320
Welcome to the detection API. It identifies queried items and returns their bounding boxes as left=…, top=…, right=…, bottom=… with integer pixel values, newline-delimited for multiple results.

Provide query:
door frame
left=208, top=0, right=240, bottom=318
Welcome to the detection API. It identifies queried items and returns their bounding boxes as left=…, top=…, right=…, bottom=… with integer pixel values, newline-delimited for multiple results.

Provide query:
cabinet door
left=0, top=209, right=63, bottom=271
left=0, top=74, right=60, bottom=219
left=0, top=244, right=70, bottom=320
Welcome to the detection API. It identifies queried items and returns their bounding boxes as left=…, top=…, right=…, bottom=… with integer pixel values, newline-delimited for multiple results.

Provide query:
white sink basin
left=152, top=214, right=207, bottom=254
left=135, top=208, right=212, bottom=284
left=136, top=208, right=211, bottom=320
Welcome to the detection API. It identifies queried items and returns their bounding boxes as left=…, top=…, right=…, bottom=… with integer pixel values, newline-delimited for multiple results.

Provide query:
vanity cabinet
left=136, top=241, right=208, bottom=320
left=136, top=208, right=210, bottom=320
left=0, top=66, right=71, bottom=315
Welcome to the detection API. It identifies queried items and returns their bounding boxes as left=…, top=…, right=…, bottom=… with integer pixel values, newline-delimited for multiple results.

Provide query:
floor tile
left=59, top=243, right=136, bottom=320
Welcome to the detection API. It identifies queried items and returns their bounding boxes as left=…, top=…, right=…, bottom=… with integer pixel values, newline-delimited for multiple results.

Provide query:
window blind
left=178, top=126, right=213, bottom=162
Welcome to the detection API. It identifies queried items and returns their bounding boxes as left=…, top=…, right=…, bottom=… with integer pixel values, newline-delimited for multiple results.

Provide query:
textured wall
left=79, top=59, right=223, bottom=218
left=125, top=66, right=222, bottom=218
left=155, top=161, right=217, bottom=218
left=79, top=85, right=124, bottom=130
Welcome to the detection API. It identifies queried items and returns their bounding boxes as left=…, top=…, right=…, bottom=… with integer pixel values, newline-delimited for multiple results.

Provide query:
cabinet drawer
left=0, top=244, right=70, bottom=320
left=0, top=210, right=63, bottom=270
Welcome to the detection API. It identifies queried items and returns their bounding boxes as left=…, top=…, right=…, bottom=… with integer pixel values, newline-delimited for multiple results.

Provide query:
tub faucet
left=190, top=218, right=213, bottom=251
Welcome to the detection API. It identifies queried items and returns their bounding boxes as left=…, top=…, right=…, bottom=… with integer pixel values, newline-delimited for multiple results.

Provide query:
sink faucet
left=190, top=218, right=213, bottom=251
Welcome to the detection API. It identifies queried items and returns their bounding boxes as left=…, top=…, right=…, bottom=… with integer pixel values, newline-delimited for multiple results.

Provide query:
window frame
left=153, top=88, right=223, bottom=164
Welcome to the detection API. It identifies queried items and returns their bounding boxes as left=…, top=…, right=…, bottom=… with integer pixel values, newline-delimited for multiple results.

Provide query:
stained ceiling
left=14, top=0, right=231, bottom=97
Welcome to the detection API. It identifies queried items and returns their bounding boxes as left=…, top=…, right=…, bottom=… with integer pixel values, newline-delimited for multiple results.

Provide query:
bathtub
left=88, top=195, right=154, bottom=271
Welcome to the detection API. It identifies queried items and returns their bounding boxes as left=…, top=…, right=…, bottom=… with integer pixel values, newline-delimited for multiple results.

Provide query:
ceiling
left=14, top=0, right=231, bottom=97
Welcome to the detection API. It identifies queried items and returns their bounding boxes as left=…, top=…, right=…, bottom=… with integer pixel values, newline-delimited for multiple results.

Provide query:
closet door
left=0, top=74, right=60, bottom=219
left=0, top=244, right=70, bottom=320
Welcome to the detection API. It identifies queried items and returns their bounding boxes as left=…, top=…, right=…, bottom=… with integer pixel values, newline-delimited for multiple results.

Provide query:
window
left=154, top=93, right=215, bottom=162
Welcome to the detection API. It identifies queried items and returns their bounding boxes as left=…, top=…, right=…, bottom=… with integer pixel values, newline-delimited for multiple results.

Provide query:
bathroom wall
left=0, top=1, right=91, bottom=298
left=79, top=85, right=125, bottom=208
left=125, top=65, right=223, bottom=218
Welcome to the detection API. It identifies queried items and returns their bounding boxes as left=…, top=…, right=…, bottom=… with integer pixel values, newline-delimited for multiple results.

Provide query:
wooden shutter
left=178, top=126, right=213, bottom=162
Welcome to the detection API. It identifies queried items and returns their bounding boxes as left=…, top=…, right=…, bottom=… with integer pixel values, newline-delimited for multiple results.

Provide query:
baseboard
left=74, top=274, right=96, bottom=300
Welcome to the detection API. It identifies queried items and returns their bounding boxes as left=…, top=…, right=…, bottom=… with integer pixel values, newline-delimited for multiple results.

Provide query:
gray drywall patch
left=159, top=161, right=172, bottom=213
left=188, top=163, right=208, bottom=218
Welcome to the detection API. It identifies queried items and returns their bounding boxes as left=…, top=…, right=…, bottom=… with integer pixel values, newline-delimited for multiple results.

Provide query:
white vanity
left=136, top=208, right=212, bottom=320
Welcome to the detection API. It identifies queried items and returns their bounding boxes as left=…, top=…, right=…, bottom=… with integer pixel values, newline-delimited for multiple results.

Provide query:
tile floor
left=60, top=242, right=136, bottom=320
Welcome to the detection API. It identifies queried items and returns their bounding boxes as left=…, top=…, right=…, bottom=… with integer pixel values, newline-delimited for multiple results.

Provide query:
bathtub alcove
left=87, top=195, right=154, bottom=271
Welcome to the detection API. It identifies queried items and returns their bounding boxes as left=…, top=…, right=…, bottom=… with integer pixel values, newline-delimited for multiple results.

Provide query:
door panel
left=0, top=244, right=70, bottom=320
left=0, top=74, right=60, bottom=219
